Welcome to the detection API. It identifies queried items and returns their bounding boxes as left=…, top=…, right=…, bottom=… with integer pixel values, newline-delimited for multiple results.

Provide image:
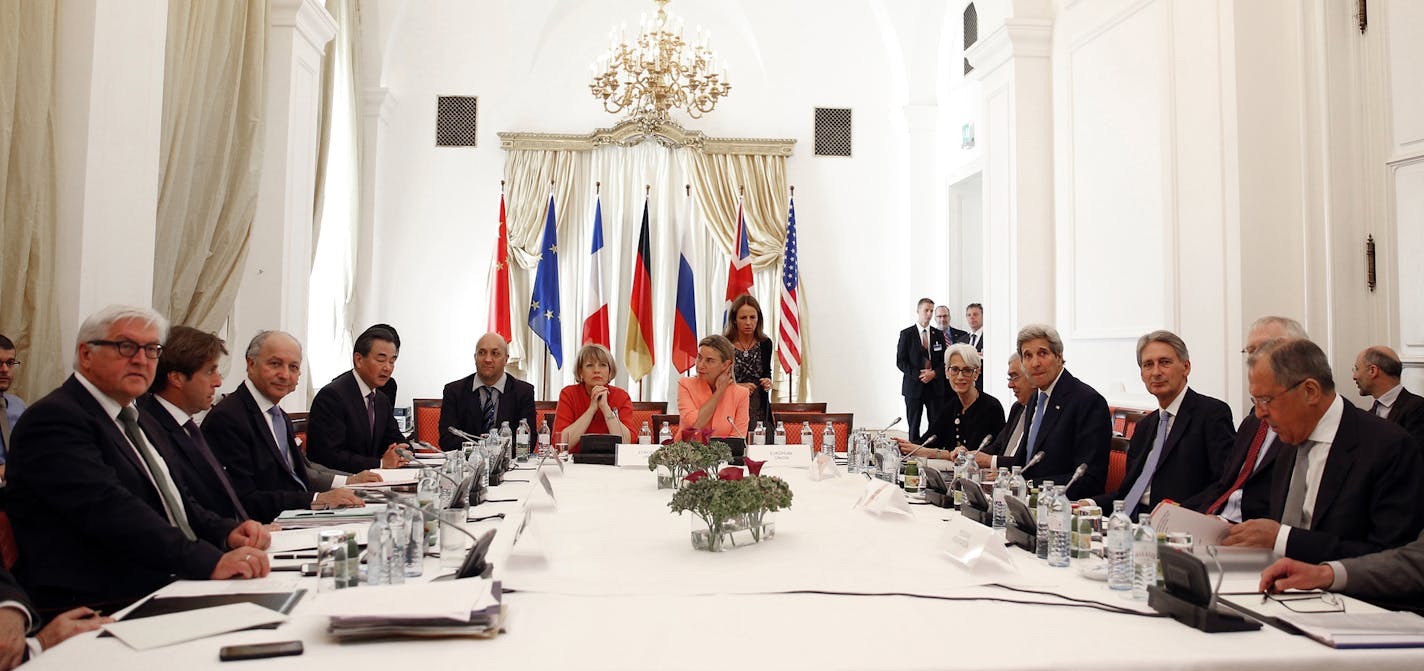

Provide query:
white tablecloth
left=28, top=462, right=1424, bottom=670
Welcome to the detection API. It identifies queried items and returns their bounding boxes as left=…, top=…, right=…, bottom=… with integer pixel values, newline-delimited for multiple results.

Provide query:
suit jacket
left=202, top=383, right=321, bottom=523
left=1269, top=401, right=1424, bottom=564
left=1091, top=388, right=1235, bottom=515
left=1007, top=368, right=1111, bottom=499
left=982, top=401, right=1026, bottom=457
left=306, top=371, right=405, bottom=472
left=941, top=326, right=969, bottom=347
left=438, top=373, right=538, bottom=452
left=137, top=394, right=246, bottom=521
left=1386, top=387, right=1424, bottom=453
left=1338, top=529, right=1424, bottom=605
left=1185, top=413, right=1282, bottom=520
left=896, top=325, right=947, bottom=399
left=7, top=376, right=235, bottom=611
left=0, top=565, right=36, bottom=634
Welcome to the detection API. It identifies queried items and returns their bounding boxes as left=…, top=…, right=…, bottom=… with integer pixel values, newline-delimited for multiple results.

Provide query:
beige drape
left=152, top=0, right=267, bottom=333
left=686, top=152, right=788, bottom=269
left=0, top=0, right=63, bottom=396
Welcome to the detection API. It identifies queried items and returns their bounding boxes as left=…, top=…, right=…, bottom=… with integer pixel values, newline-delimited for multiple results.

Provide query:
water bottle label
left=1049, top=516, right=1067, bottom=532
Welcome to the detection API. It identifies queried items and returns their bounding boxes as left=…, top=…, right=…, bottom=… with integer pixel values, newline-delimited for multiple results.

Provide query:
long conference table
left=29, top=455, right=1424, bottom=670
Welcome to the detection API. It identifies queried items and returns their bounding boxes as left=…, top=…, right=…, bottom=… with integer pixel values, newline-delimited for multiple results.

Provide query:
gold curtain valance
left=498, top=118, right=794, bottom=156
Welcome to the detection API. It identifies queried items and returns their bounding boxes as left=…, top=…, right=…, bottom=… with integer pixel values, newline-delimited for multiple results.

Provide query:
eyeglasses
left=88, top=340, right=163, bottom=360
left=1263, top=591, right=1344, bottom=614
left=947, top=366, right=978, bottom=377
left=0, top=359, right=20, bottom=369
left=1250, top=379, right=1305, bottom=410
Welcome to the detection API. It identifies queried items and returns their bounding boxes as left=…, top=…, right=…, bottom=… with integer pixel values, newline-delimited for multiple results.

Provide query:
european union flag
left=528, top=194, right=563, bottom=367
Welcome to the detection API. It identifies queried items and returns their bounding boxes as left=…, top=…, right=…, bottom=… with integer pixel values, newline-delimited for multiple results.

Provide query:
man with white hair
left=6, top=306, right=271, bottom=612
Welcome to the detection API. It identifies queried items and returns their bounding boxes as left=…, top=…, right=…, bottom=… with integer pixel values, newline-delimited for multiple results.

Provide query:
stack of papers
left=1286, top=611, right=1424, bottom=649
left=274, top=504, right=383, bottom=529
left=315, top=579, right=504, bottom=640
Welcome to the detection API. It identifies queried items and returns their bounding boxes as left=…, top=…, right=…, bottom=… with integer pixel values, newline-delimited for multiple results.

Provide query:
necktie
left=185, top=419, right=249, bottom=520
left=1371, top=400, right=1384, bottom=417
left=921, top=328, right=929, bottom=352
left=1205, top=419, right=1270, bottom=515
left=117, top=406, right=196, bottom=541
left=366, top=391, right=376, bottom=435
left=0, top=395, right=10, bottom=452
left=481, top=386, right=498, bottom=431
left=1025, top=390, right=1048, bottom=463
left=970, top=333, right=979, bottom=349
left=1122, top=410, right=1171, bottom=516
left=1281, top=441, right=1316, bottom=528
left=268, top=406, right=306, bottom=490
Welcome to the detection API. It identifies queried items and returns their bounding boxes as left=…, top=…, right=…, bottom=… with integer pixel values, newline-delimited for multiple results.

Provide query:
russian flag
left=723, top=198, right=754, bottom=324
left=581, top=195, right=610, bottom=348
left=672, top=186, right=698, bottom=373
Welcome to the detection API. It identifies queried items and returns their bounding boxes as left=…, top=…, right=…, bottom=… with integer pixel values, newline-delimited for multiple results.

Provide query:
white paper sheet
left=308, top=578, right=498, bottom=619
left=103, top=603, right=286, bottom=650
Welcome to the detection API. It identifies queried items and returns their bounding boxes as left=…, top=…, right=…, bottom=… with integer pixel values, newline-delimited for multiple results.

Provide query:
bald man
left=1352, top=345, right=1424, bottom=451
left=438, top=333, right=538, bottom=452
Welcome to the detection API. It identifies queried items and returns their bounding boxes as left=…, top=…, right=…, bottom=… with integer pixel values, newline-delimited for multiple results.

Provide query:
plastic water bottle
left=1009, top=466, right=1027, bottom=500
left=1036, top=480, right=1054, bottom=559
left=658, top=422, right=672, bottom=444
left=773, top=421, right=786, bottom=445
left=366, top=514, right=391, bottom=585
left=820, top=423, right=836, bottom=458
left=385, top=508, right=407, bottom=585
left=991, top=467, right=1010, bottom=531
left=515, top=419, right=531, bottom=460
left=1106, top=500, right=1132, bottom=591
left=951, top=451, right=968, bottom=507
left=638, top=421, right=652, bottom=444
left=1047, top=485, right=1071, bottom=567
left=753, top=422, right=766, bottom=446
left=416, top=473, right=439, bottom=548
left=498, top=422, right=513, bottom=457
left=537, top=422, right=551, bottom=457
left=799, top=422, right=812, bottom=446
left=1132, top=513, right=1157, bottom=600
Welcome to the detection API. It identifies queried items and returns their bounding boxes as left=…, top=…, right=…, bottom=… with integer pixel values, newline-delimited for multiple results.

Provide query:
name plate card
left=747, top=444, right=812, bottom=469
left=616, top=443, right=659, bottom=468
left=940, top=516, right=1015, bottom=570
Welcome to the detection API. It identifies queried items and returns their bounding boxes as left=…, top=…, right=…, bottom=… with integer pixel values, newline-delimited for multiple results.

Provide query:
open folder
left=1220, top=592, right=1424, bottom=649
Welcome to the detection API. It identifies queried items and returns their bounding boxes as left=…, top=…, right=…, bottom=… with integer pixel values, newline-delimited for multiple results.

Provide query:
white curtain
left=0, top=0, right=63, bottom=396
left=308, top=0, right=360, bottom=387
left=152, top=0, right=266, bottom=333
left=502, top=143, right=813, bottom=405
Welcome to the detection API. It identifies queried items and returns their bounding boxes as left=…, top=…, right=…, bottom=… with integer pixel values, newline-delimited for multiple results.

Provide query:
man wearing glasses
left=0, top=335, right=25, bottom=483
left=5, top=306, right=271, bottom=612
left=1222, top=338, right=1424, bottom=563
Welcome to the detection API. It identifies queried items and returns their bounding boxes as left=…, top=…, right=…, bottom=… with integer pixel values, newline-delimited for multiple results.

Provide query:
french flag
left=723, top=198, right=754, bottom=324
left=672, top=186, right=698, bottom=373
left=581, top=194, right=610, bottom=347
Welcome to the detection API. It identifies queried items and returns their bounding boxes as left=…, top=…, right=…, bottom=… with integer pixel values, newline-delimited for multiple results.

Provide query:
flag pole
left=542, top=343, right=549, bottom=398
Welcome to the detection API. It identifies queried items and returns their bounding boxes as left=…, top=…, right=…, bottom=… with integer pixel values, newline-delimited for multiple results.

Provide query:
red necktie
left=1206, top=419, right=1270, bottom=515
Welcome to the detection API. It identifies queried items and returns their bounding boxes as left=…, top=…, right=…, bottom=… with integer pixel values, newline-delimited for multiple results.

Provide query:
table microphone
left=904, top=434, right=938, bottom=460
left=1022, top=450, right=1047, bottom=471
left=875, top=417, right=902, bottom=436
left=1064, top=463, right=1089, bottom=491
left=448, top=426, right=482, bottom=443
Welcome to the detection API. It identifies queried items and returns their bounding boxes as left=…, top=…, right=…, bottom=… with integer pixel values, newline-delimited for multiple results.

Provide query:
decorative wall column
left=965, top=16, right=1054, bottom=369
left=53, top=0, right=167, bottom=352
left=353, top=87, right=395, bottom=330
left=230, top=0, right=335, bottom=410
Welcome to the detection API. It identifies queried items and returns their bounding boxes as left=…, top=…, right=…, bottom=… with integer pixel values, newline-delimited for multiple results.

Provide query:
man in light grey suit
left=1260, top=532, right=1424, bottom=604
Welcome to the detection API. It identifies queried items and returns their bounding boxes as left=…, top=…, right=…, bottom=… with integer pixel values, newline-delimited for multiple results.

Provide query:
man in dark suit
left=897, top=298, right=947, bottom=444
left=306, top=325, right=412, bottom=473
left=6, top=306, right=270, bottom=612
left=974, top=353, right=1031, bottom=471
left=204, top=331, right=367, bottom=524
left=138, top=326, right=249, bottom=521
left=0, top=564, right=110, bottom=668
left=439, top=333, right=538, bottom=452
left=1352, top=345, right=1424, bottom=450
left=964, top=304, right=985, bottom=392
left=932, top=306, right=969, bottom=347
left=358, top=323, right=402, bottom=403
left=1088, top=331, right=1235, bottom=517
left=1224, top=338, right=1424, bottom=563
left=1009, top=324, right=1111, bottom=500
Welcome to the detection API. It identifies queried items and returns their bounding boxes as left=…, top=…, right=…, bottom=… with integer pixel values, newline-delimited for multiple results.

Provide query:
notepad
left=103, top=602, right=288, bottom=650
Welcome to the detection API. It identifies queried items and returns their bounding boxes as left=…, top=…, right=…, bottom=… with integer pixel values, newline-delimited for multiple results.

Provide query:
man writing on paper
left=1223, top=338, right=1424, bottom=563
left=1086, top=331, right=1235, bottom=517
left=203, top=331, right=369, bottom=523
left=6, top=306, right=271, bottom=612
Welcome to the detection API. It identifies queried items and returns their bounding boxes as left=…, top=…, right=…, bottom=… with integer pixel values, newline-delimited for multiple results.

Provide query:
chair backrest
left=771, top=411, right=853, bottom=452
left=413, top=398, right=442, bottom=445
left=0, top=511, right=16, bottom=570
left=1105, top=435, right=1131, bottom=494
left=650, top=414, right=680, bottom=441
left=290, top=411, right=309, bottom=453
left=1121, top=410, right=1150, bottom=439
left=626, top=401, right=667, bottom=435
left=535, top=401, right=558, bottom=434
left=771, top=402, right=827, bottom=415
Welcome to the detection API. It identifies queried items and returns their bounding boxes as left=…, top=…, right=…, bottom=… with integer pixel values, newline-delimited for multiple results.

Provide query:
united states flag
left=777, top=196, right=803, bottom=373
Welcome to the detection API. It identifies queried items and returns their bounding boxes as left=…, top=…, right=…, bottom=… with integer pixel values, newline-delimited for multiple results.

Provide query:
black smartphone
left=219, top=641, right=304, bottom=662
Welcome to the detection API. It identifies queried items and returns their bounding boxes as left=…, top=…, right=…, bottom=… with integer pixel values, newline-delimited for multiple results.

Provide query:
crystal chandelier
left=588, top=0, right=731, bottom=126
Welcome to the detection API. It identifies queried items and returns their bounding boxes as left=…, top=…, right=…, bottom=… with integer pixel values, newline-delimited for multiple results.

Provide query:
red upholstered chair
left=1105, top=436, right=1130, bottom=494
left=627, top=402, right=667, bottom=437
left=413, top=398, right=442, bottom=445
left=770, top=412, right=853, bottom=452
left=0, top=512, right=16, bottom=570
left=770, top=402, right=827, bottom=415
left=650, top=414, right=680, bottom=442
left=535, top=401, right=558, bottom=434
left=290, top=411, right=309, bottom=453
left=1121, top=411, right=1149, bottom=440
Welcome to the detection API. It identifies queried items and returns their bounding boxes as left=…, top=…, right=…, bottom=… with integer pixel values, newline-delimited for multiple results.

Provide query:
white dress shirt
left=1273, top=394, right=1345, bottom=557
left=1373, top=383, right=1404, bottom=418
